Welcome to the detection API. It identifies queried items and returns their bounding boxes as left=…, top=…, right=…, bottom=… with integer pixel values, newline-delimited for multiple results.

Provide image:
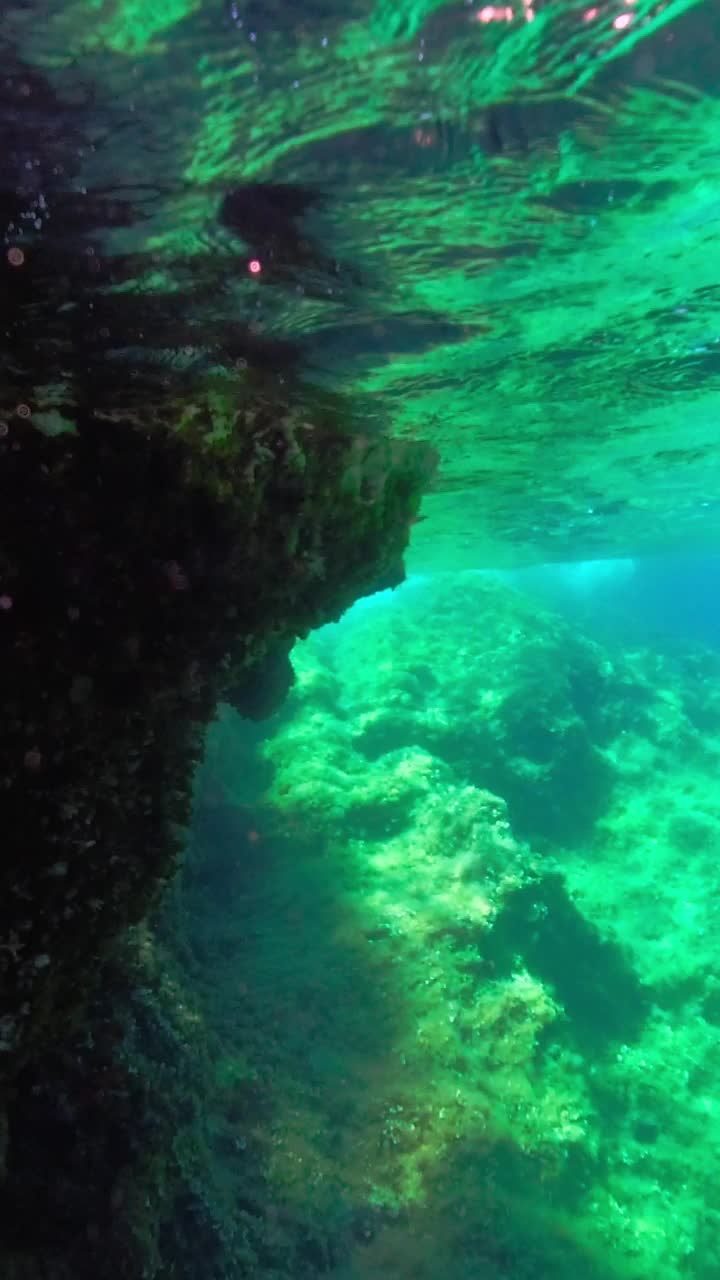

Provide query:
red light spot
left=248, top=258, right=262, bottom=275
left=413, top=127, right=436, bottom=148
left=24, top=748, right=43, bottom=771
left=583, top=6, right=599, bottom=17
left=247, top=829, right=261, bottom=844
left=476, top=3, right=512, bottom=18
left=163, top=560, right=190, bottom=592
left=7, top=247, right=25, bottom=267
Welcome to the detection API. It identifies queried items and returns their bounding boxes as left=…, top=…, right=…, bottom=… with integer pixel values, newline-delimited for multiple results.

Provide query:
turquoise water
left=186, top=566, right=720, bottom=1278
left=4, top=1, right=720, bottom=1277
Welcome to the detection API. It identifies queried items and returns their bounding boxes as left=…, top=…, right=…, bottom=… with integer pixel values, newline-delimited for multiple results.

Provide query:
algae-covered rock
left=0, top=391, right=434, bottom=1277
left=243, top=590, right=600, bottom=1264
left=1, top=918, right=261, bottom=1280
left=22, top=568, right=720, bottom=1280
left=282, top=573, right=620, bottom=845
left=0, top=40, right=437, bottom=1128
left=0, top=396, right=433, bottom=1080
left=235, top=572, right=720, bottom=1280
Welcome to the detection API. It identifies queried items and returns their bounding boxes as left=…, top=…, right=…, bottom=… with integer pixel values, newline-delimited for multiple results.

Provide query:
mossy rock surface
left=0, top=397, right=434, bottom=1080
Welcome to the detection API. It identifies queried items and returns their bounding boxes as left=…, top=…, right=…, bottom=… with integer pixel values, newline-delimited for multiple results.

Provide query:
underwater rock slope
left=215, top=573, right=720, bottom=1280
left=7, top=571, right=720, bottom=1278
left=0, top=370, right=433, bottom=1280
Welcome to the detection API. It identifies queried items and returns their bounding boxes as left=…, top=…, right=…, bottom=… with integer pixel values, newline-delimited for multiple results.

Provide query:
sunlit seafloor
left=183, top=565, right=720, bottom=1278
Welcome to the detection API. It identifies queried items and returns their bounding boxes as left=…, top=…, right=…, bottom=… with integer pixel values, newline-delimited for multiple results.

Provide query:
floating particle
left=0, top=422, right=8, bottom=437
left=163, top=560, right=190, bottom=591
left=15, top=403, right=31, bottom=419
left=7, top=247, right=25, bottom=266
left=413, top=127, right=436, bottom=148
left=248, top=258, right=262, bottom=275
left=23, top=748, right=43, bottom=771
left=0, top=595, right=13, bottom=610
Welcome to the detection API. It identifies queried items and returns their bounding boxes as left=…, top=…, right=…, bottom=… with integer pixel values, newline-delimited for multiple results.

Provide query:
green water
left=4, top=1, right=720, bottom=1277
left=184, top=569, right=720, bottom=1278
left=5, top=0, right=720, bottom=567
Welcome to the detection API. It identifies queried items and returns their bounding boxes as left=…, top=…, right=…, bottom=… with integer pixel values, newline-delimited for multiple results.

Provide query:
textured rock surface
left=0, top=23, right=438, bottom=1274
left=3, top=1, right=720, bottom=1275
left=8, top=571, right=720, bottom=1278
left=0, top=401, right=433, bottom=1074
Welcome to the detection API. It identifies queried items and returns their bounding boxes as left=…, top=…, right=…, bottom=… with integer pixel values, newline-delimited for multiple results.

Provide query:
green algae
left=0, top=38, right=441, bottom=1276
left=9, top=568, right=720, bottom=1279
left=0, top=411, right=434, bottom=1279
left=159, top=571, right=720, bottom=1280
left=0, top=398, right=433, bottom=1069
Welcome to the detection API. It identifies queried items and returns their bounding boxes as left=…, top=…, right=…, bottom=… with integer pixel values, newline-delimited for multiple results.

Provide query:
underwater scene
left=4, top=0, right=720, bottom=1277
